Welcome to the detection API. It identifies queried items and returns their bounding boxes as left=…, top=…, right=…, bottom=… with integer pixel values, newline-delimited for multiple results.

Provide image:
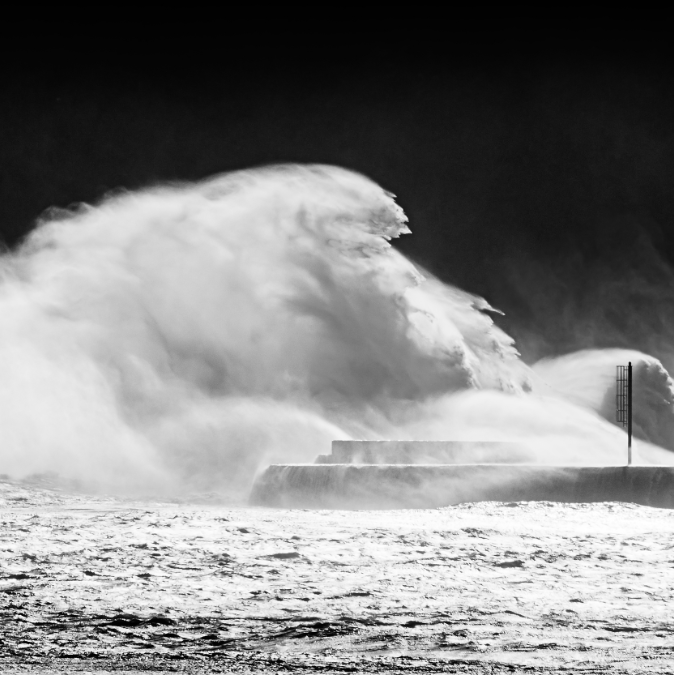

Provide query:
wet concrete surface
left=252, top=463, right=674, bottom=509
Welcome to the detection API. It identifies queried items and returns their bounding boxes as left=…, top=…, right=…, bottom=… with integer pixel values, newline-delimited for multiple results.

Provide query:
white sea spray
left=0, top=164, right=671, bottom=497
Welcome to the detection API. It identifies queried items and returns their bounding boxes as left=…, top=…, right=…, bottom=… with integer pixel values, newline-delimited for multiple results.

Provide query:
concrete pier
left=251, top=464, right=674, bottom=509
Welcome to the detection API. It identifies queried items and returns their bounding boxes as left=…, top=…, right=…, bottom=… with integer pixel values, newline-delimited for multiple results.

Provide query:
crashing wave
left=0, top=164, right=671, bottom=497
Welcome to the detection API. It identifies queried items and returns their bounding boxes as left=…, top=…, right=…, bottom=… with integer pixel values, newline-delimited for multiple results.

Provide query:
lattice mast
left=616, top=362, right=633, bottom=465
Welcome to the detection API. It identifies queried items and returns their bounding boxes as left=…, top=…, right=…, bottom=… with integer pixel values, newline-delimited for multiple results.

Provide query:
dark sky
left=2, top=29, right=673, bottom=365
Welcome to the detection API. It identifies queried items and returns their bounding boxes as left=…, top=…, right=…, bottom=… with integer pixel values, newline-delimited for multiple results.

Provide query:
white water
left=0, top=164, right=671, bottom=497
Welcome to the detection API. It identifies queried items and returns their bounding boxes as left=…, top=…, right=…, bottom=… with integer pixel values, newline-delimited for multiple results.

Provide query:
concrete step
left=317, top=440, right=527, bottom=464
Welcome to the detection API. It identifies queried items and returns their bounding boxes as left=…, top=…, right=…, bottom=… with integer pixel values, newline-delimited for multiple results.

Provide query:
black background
left=2, top=23, right=673, bottom=365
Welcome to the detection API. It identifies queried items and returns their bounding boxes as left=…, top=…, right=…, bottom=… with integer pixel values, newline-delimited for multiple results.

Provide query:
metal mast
left=628, top=361, right=633, bottom=465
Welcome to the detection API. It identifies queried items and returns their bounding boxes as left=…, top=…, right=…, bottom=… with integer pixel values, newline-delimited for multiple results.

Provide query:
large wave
left=0, top=164, right=671, bottom=498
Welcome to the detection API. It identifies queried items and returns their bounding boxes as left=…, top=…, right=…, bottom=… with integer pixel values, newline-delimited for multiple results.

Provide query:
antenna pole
left=628, top=361, right=633, bottom=466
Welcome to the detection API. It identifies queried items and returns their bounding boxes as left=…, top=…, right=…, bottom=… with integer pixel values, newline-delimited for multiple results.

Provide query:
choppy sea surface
left=1, top=478, right=673, bottom=673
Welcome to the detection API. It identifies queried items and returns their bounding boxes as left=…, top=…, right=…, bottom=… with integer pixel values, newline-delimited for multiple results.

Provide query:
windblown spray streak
left=0, top=165, right=671, bottom=497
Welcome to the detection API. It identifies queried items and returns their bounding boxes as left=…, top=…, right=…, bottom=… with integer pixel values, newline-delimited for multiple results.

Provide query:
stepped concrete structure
left=251, top=441, right=674, bottom=509
left=316, top=440, right=527, bottom=465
